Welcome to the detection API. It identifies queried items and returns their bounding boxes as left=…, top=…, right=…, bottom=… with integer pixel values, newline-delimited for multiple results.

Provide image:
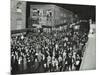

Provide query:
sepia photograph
left=11, top=0, right=96, bottom=74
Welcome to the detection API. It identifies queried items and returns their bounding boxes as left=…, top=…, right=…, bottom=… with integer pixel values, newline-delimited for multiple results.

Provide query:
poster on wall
left=11, top=0, right=96, bottom=74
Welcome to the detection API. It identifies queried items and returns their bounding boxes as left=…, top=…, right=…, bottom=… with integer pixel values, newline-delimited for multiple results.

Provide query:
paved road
left=80, top=33, right=96, bottom=70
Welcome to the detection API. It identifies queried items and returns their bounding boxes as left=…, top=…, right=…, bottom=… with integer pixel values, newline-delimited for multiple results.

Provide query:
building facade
left=28, top=4, right=75, bottom=28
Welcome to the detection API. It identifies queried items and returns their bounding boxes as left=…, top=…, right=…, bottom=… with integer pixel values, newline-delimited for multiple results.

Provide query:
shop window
left=32, top=9, right=39, bottom=16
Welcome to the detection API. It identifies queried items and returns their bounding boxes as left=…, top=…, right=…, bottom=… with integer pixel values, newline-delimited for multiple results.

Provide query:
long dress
left=33, top=61, right=40, bottom=73
left=23, top=57, right=27, bottom=72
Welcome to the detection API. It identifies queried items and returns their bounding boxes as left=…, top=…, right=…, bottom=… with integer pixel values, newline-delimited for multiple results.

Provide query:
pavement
left=80, top=33, right=96, bottom=70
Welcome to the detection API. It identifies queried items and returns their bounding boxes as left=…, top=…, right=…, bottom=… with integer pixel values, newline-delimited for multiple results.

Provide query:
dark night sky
left=26, top=1, right=96, bottom=26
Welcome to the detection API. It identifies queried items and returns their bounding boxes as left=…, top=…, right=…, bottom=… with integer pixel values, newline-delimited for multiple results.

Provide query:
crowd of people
left=11, top=24, right=89, bottom=74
